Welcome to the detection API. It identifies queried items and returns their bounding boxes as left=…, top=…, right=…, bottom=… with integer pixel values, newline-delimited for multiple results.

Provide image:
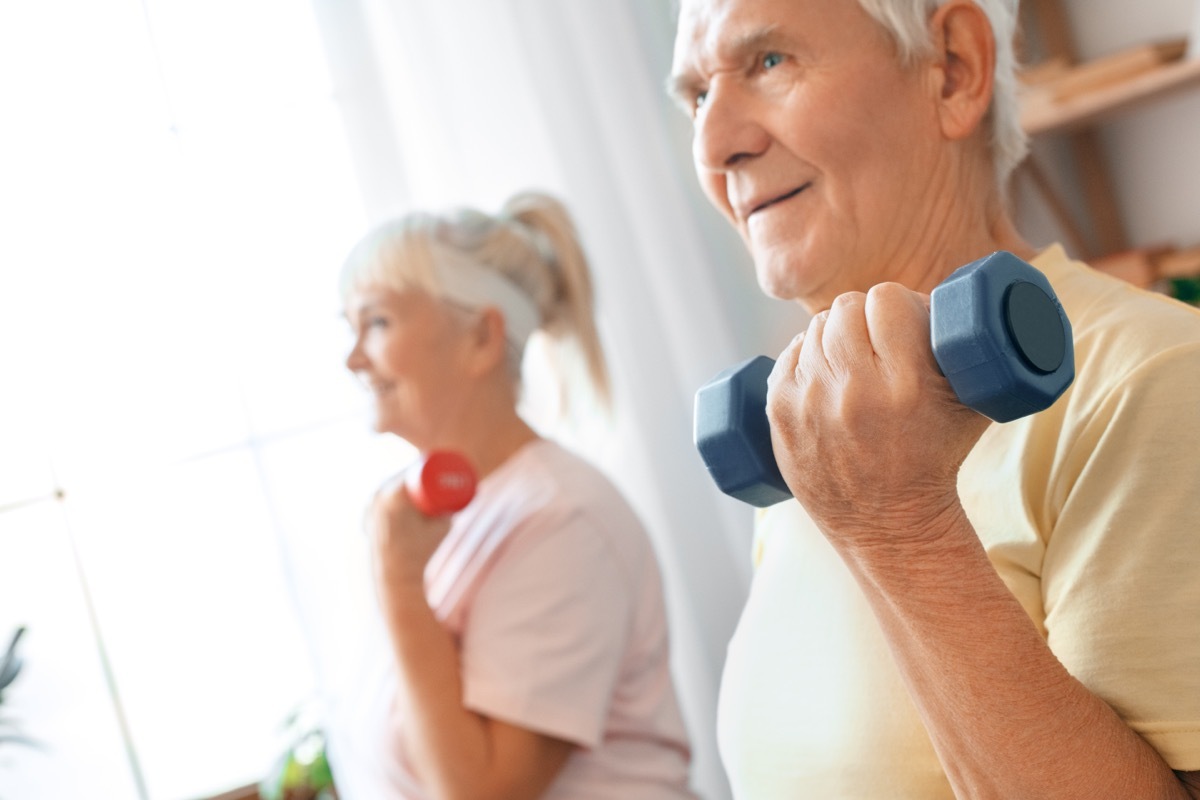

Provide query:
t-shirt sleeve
left=457, top=512, right=631, bottom=749
left=1043, top=343, right=1200, bottom=770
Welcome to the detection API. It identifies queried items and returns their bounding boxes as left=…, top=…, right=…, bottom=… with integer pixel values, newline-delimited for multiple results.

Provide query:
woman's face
left=344, top=284, right=472, bottom=444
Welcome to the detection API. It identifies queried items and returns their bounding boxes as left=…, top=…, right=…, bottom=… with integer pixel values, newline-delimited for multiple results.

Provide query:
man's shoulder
left=1037, top=247, right=1200, bottom=388
left=1041, top=245, right=1200, bottom=345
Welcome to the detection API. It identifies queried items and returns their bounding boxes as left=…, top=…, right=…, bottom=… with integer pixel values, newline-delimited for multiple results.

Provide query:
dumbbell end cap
left=409, top=450, right=477, bottom=516
left=932, top=251, right=1075, bottom=423
left=694, top=356, right=794, bottom=508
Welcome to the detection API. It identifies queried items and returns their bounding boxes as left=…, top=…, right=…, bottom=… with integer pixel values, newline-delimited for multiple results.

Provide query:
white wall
left=1016, top=0, right=1200, bottom=253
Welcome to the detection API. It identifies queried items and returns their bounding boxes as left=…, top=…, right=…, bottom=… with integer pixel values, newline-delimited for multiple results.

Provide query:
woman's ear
left=929, top=0, right=996, bottom=142
left=465, top=306, right=511, bottom=376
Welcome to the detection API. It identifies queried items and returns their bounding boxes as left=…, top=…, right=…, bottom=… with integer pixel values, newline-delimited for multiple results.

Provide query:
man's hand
left=766, top=282, right=991, bottom=549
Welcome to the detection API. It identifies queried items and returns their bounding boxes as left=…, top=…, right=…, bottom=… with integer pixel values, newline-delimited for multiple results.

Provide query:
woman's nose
left=345, top=337, right=367, bottom=373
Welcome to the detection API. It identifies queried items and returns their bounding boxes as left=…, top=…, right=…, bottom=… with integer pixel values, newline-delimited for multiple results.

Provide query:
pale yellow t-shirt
left=717, top=244, right=1200, bottom=798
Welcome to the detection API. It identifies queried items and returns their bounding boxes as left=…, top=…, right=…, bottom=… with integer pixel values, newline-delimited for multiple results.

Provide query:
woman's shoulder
left=494, top=439, right=654, bottom=555
left=508, top=439, right=625, bottom=500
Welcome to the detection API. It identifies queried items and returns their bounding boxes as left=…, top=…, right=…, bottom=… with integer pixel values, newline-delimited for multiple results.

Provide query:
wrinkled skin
left=766, top=283, right=990, bottom=551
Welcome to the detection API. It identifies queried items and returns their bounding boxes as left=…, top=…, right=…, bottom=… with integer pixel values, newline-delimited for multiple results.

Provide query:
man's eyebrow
left=665, top=70, right=702, bottom=104
left=665, top=24, right=787, bottom=102
left=724, top=25, right=788, bottom=61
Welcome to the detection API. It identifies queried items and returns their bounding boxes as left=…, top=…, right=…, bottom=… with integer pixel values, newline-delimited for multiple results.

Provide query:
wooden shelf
left=1015, top=0, right=1200, bottom=263
left=1021, top=56, right=1200, bottom=135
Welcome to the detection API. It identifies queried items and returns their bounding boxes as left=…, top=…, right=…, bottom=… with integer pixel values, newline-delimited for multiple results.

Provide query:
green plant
left=0, top=626, right=34, bottom=749
left=259, top=702, right=337, bottom=800
left=1169, top=276, right=1200, bottom=306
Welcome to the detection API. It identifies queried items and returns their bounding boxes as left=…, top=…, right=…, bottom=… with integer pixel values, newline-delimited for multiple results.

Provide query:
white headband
left=427, top=240, right=541, bottom=349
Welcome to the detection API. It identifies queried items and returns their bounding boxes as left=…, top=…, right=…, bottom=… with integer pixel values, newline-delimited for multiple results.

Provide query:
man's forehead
left=672, top=0, right=747, bottom=69
left=672, top=0, right=806, bottom=61
left=674, top=0, right=736, bottom=45
left=673, top=0, right=806, bottom=82
left=671, top=0, right=707, bottom=58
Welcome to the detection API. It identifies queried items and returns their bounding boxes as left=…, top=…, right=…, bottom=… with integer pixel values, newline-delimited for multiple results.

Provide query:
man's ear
left=929, top=0, right=996, bottom=142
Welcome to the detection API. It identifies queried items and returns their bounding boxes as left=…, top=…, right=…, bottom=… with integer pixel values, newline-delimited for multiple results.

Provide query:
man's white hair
left=857, top=0, right=1027, bottom=186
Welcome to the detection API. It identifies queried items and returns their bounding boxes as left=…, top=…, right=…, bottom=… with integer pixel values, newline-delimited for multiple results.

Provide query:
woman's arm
left=370, top=487, right=573, bottom=800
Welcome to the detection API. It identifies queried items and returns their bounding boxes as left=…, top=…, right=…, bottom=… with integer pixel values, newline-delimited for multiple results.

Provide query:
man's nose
left=692, top=79, right=770, bottom=172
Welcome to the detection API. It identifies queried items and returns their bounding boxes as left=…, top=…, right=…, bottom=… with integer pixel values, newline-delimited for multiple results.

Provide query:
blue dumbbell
left=694, top=251, right=1074, bottom=507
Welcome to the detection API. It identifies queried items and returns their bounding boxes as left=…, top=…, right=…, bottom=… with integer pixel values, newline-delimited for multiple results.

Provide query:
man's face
left=670, top=0, right=944, bottom=311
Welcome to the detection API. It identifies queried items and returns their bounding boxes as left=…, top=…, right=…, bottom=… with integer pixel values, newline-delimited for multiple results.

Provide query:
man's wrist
left=820, top=492, right=974, bottom=559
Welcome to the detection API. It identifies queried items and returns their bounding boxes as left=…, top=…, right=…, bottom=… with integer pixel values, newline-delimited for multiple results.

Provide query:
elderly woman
left=670, top=1, right=1200, bottom=798
left=330, top=192, right=697, bottom=799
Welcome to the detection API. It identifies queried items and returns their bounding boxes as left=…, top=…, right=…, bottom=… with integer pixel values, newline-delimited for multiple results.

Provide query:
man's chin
left=746, top=242, right=797, bottom=298
left=754, top=263, right=801, bottom=302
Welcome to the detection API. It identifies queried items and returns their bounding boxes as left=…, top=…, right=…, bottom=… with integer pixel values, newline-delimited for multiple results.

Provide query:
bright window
left=0, top=1, right=397, bottom=797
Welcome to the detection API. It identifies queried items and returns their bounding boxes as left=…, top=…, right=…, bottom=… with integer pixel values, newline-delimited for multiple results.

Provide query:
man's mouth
left=748, top=183, right=810, bottom=218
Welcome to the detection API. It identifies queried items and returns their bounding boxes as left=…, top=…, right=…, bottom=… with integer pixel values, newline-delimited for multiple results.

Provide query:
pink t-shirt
left=331, top=439, right=696, bottom=800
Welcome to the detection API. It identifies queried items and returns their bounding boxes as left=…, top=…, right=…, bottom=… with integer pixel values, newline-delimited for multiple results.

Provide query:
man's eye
left=763, top=52, right=783, bottom=69
left=367, top=316, right=389, bottom=329
left=694, top=91, right=708, bottom=113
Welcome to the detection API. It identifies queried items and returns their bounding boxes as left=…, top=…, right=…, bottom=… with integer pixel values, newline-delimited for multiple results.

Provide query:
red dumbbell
left=407, top=450, right=477, bottom=516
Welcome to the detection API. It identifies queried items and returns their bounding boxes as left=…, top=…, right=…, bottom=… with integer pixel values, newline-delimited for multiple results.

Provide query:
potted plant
left=1169, top=276, right=1200, bottom=305
left=259, top=700, right=338, bottom=800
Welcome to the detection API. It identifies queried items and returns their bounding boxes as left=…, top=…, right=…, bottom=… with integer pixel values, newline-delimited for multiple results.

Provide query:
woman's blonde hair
left=340, top=191, right=611, bottom=415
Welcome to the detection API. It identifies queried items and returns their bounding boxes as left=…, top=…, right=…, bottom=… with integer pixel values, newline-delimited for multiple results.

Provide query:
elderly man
left=669, top=1, right=1200, bottom=797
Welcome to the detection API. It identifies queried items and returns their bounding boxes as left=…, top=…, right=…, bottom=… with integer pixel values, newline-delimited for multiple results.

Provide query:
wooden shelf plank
left=1021, top=57, right=1200, bottom=135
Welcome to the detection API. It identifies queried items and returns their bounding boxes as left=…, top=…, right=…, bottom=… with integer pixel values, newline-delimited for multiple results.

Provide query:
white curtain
left=0, top=2, right=806, bottom=798
left=305, top=3, right=808, bottom=798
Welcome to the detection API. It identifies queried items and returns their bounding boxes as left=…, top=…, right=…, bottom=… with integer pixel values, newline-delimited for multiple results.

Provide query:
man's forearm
left=835, top=506, right=1190, bottom=800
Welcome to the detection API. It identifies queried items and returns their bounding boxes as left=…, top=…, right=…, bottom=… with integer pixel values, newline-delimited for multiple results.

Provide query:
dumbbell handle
left=695, top=251, right=1074, bottom=507
left=694, top=355, right=791, bottom=507
left=407, top=451, right=477, bottom=516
